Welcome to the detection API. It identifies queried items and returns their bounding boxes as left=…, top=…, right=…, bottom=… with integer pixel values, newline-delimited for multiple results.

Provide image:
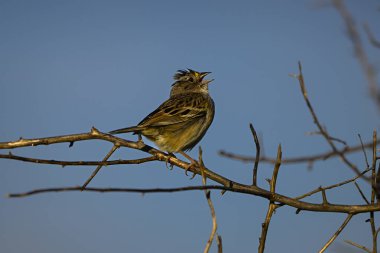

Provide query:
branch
left=354, top=182, right=370, bottom=205
left=319, top=214, right=353, bottom=253
left=219, top=139, right=375, bottom=166
left=258, top=144, right=282, bottom=253
left=363, top=23, right=380, bottom=49
left=294, top=61, right=362, bottom=176
left=0, top=152, right=157, bottom=166
left=6, top=185, right=231, bottom=198
left=2, top=128, right=380, bottom=214
left=249, top=123, right=261, bottom=186
left=332, top=0, right=380, bottom=110
left=81, top=144, right=120, bottom=190
left=199, top=147, right=219, bottom=253
left=293, top=168, right=371, bottom=201
left=216, top=235, right=223, bottom=253
left=344, top=240, right=372, bottom=253
left=370, top=130, right=378, bottom=252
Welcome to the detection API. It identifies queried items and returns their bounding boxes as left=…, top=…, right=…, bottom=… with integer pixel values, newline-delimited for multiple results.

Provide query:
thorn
left=91, top=127, right=100, bottom=135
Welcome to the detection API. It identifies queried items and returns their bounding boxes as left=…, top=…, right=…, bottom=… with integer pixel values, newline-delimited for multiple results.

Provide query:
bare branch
left=307, top=130, right=348, bottom=146
left=6, top=185, right=231, bottom=198
left=294, top=61, right=362, bottom=176
left=217, top=235, right=223, bottom=253
left=363, top=23, right=380, bottom=49
left=344, top=240, right=372, bottom=253
left=354, top=182, right=370, bottom=205
left=358, top=134, right=370, bottom=169
left=199, top=147, right=218, bottom=253
left=0, top=152, right=157, bottom=166
left=258, top=144, right=282, bottom=253
left=370, top=130, right=378, bottom=252
left=219, top=139, right=375, bottom=165
left=2, top=129, right=380, bottom=214
left=249, top=123, right=261, bottom=186
left=293, top=169, right=371, bottom=201
left=81, top=144, right=120, bottom=190
left=332, top=0, right=380, bottom=110
left=319, top=214, right=353, bottom=253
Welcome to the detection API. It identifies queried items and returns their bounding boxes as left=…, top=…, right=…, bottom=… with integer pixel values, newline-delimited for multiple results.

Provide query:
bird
left=109, top=69, right=215, bottom=164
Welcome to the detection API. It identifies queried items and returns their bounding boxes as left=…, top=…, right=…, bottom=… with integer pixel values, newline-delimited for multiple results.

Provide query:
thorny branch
left=1, top=128, right=379, bottom=214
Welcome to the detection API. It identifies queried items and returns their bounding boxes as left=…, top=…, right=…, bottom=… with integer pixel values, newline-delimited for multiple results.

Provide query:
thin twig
left=219, top=139, right=375, bottom=165
left=216, top=235, right=223, bottom=253
left=307, top=131, right=348, bottom=146
left=81, top=144, right=120, bottom=190
left=363, top=23, right=380, bottom=49
left=344, top=239, right=372, bottom=253
left=358, top=134, right=370, bottom=169
left=318, top=214, right=353, bottom=253
left=249, top=123, right=261, bottom=186
left=294, top=61, right=362, bottom=176
left=370, top=130, right=377, bottom=252
left=6, top=185, right=232, bottom=198
left=293, top=168, right=371, bottom=201
left=199, top=147, right=218, bottom=253
left=332, top=0, right=380, bottom=110
left=258, top=144, right=282, bottom=253
left=354, top=182, right=370, bottom=205
left=0, top=152, right=157, bottom=166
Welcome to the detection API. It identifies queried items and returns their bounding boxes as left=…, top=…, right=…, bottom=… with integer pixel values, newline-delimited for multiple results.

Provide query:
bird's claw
left=165, top=153, right=176, bottom=170
left=185, top=160, right=199, bottom=178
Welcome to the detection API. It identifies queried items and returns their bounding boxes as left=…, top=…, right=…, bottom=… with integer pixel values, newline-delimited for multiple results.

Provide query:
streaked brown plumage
left=109, top=69, right=215, bottom=153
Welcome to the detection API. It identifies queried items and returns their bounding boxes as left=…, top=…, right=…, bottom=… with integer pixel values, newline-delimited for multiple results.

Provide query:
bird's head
left=170, top=69, right=213, bottom=96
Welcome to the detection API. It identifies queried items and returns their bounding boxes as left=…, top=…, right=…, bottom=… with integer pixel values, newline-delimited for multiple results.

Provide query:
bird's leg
left=179, top=151, right=198, bottom=176
left=165, top=152, right=176, bottom=170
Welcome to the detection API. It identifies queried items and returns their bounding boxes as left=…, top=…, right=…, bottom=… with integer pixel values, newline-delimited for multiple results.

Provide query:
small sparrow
left=110, top=69, right=215, bottom=161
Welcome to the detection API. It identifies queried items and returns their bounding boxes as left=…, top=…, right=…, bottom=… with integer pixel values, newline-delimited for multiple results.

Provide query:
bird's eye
left=188, top=77, right=194, bottom=82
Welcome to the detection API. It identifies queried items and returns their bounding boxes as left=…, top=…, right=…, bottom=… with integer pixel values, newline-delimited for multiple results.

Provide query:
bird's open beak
left=203, top=78, right=214, bottom=85
left=200, top=72, right=211, bottom=79
left=200, top=72, right=213, bottom=85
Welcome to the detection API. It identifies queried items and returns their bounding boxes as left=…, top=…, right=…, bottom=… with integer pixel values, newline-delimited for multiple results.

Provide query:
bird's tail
left=109, top=126, right=142, bottom=135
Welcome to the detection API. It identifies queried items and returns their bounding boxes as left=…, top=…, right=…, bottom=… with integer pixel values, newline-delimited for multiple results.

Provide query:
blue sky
left=0, top=1, right=379, bottom=252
